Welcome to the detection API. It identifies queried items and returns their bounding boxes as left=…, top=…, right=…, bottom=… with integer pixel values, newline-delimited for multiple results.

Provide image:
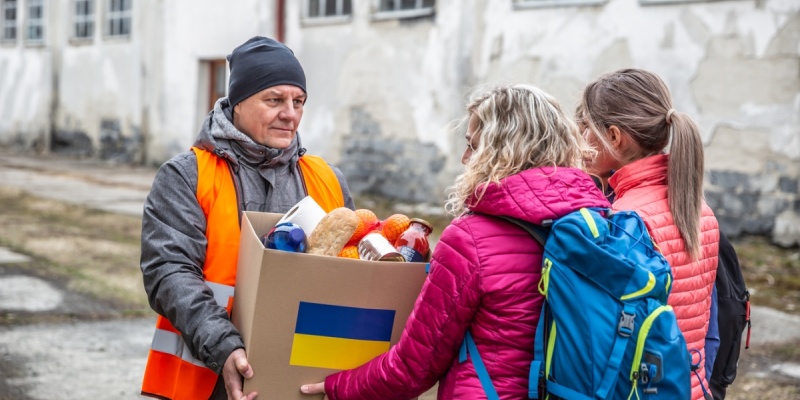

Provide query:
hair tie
left=665, top=109, right=676, bottom=125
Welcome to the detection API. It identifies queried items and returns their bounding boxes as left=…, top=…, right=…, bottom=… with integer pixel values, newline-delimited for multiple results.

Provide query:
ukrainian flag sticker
left=289, top=301, right=396, bottom=370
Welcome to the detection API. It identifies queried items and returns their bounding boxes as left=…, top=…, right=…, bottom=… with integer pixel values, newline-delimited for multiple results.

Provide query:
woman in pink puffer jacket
left=302, top=84, right=609, bottom=399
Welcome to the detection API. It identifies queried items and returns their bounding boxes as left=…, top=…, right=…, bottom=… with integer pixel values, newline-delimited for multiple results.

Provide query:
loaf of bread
left=306, top=207, right=360, bottom=257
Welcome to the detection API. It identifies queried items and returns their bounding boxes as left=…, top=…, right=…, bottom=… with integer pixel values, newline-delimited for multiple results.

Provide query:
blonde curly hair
left=445, top=84, right=591, bottom=216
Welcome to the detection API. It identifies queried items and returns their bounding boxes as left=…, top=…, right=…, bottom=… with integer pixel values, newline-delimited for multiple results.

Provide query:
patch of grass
left=769, top=341, right=800, bottom=361
left=0, top=187, right=149, bottom=315
left=728, top=379, right=800, bottom=400
left=4, top=184, right=797, bottom=321
left=733, top=235, right=800, bottom=313
left=727, top=338, right=800, bottom=399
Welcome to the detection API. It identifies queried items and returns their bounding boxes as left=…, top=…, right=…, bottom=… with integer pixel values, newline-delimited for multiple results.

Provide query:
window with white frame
left=25, top=0, right=43, bottom=43
left=374, top=0, right=434, bottom=20
left=306, top=0, right=352, bottom=19
left=638, top=0, right=707, bottom=4
left=106, top=0, right=130, bottom=37
left=74, top=0, right=94, bottom=39
left=1, top=0, right=16, bottom=42
left=513, top=0, right=605, bottom=9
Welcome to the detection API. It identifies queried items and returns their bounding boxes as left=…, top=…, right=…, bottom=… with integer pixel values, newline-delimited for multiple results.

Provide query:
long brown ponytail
left=666, top=110, right=704, bottom=259
left=579, top=69, right=705, bottom=258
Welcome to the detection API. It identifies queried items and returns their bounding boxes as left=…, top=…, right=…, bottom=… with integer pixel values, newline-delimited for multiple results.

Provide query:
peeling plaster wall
left=284, top=0, right=472, bottom=203
left=0, top=0, right=60, bottom=151
left=0, top=0, right=797, bottom=242
left=55, top=0, right=148, bottom=161
left=0, top=46, right=52, bottom=150
left=0, top=0, right=153, bottom=161
left=475, top=1, right=799, bottom=244
left=286, top=0, right=799, bottom=244
left=0, top=0, right=275, bottom=164
left=153, top=0, right=274, bottom=164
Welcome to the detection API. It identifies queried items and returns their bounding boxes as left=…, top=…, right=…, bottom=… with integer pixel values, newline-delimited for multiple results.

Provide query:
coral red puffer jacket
left=610, top=154, right=720, bottom=400
left=324, top=167, right=610, bottom=400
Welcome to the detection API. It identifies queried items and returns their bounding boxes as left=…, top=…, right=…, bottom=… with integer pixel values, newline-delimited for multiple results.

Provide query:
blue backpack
left=461, top=208, right=694, bottom=399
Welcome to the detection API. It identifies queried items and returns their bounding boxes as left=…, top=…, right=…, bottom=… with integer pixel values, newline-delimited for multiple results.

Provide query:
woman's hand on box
left=300, top=382, right=327, bottom=399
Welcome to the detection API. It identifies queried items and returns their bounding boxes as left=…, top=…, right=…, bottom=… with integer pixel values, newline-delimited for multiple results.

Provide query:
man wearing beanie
left=140, top=36, right=354, bottom=400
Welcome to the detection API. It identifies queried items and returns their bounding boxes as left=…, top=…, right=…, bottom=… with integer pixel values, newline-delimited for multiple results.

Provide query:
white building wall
left=0, top=0, right=278, bottom=163
left=0, top=46, right=52, bottom=147
left=56, top=0, right=144, bottom=159
left=0, top=0, right=797, bottom=241
left=154, top=0, right=276, bottom=163
left=1, top=0, right=796, bottom=169
left=285, top=0, right=798, bottom=168
left=283, top=0, right=799, bottom=242
left=0, top=0, right=58, bottom=150
left=470, top=0, right=800, bottom=242
left=286, top=0, right=472, bottom=160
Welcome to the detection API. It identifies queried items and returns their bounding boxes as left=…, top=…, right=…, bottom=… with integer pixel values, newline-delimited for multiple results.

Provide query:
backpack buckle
left=618, top=311, right=635, bottom=337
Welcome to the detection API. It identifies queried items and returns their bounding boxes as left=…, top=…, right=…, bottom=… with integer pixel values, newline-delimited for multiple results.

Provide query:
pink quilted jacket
left=610, top=154, right=719, bottom=400
left=324, top=167, right=610, bottom=400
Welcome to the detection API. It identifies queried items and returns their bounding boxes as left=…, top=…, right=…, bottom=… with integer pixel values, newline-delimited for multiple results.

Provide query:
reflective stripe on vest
left=206, top=280, right=235, bottom=311
left=151, top=328, right=205, bottom=368
left=150, top=281, right=235, bottom=368
left=141, top=147, right=343, bottom=400
left=142, top=279, right=235, bottom=399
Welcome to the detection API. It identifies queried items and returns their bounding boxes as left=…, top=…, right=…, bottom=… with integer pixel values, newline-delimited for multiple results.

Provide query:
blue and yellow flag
left=289, top=301, right=396, bottom=370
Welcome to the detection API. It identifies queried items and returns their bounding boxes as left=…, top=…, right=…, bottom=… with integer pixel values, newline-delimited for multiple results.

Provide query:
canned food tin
left=358, top=233, right=405, bottom=262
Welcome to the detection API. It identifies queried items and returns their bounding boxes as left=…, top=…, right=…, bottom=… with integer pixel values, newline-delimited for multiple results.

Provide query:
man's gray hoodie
left=140, top=98, right=354, bottom=397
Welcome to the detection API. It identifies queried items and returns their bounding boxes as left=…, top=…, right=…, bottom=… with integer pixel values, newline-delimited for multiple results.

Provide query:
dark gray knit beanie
left=227, top=36, right=307, bottom=108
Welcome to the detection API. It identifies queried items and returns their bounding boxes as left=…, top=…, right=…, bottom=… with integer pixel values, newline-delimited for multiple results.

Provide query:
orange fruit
left=347, top=209, right=381, bottom=246
left=381, top=213, right=411, bottom=244
left=338, top=245, right=360, bottom=259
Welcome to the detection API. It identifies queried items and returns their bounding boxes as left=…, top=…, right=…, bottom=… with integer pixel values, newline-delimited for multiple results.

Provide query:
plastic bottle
left=262, top=222, right=307, bottom=253
left=394, top=218, right=433, bottom=262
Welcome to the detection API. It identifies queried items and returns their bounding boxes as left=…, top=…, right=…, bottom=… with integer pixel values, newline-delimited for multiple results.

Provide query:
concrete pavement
left=1, top=152, right=799, bottom=398
left=0, top=152, right=155, bottom=216
left=0, top=152, right=157, bottom=399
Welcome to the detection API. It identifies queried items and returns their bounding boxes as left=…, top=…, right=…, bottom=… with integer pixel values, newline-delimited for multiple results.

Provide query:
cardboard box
left=233, top=211, right=429, bottom=399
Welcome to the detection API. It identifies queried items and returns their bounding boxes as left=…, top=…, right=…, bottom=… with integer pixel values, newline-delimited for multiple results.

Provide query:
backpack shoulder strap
left=710, top=231, right=751, bottom=397
left=460, top=214, right=551, bottom=400
left=459, top=331, right=500, bottom=400
left=493, top=215, right=551, bottom=245
left=461, top=213, right=556, bottom=400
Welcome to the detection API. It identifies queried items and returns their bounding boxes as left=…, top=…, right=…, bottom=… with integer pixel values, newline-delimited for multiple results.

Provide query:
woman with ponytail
left=577, top=68, right=720, bottom=400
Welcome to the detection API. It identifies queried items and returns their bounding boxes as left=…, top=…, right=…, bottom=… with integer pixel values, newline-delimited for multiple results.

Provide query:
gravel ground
left=0, top=153, right=797, bottom=400
left=0, top=318, right=153, bottom=400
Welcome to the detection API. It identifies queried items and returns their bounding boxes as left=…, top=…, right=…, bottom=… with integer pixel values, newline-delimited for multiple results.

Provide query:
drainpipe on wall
left=45, top=43, right=60, bottom=156
left=44, top=0, right=69, bottom=155
left=276, top=0, right=285, bottom=43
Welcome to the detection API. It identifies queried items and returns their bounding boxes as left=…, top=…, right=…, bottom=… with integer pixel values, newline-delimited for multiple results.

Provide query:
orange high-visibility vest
left=141, top=147, right=344, bottom=400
